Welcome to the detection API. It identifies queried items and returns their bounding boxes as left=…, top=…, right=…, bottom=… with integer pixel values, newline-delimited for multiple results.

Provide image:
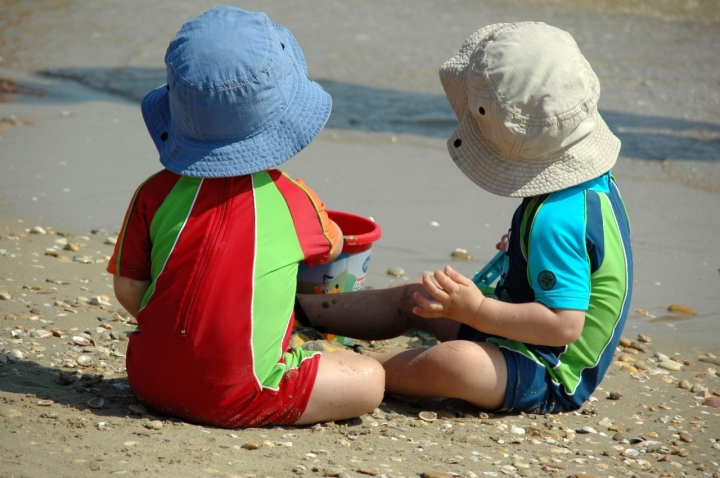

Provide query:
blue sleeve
left=527, top=190, right=590, bottom=310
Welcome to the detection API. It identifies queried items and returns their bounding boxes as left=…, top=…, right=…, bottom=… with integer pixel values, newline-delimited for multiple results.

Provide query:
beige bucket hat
left=440, top=22, right=620, bottom=197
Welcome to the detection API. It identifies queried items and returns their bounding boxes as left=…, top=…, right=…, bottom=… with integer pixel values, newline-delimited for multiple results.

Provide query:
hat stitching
left=467, top=22, right=601, bottom=128
left=167, top=49, right=296, bottom=144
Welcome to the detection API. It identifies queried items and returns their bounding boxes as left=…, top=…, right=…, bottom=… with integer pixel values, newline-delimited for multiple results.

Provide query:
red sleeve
left=106, top=171, right=180, bottom=280
left=271, top=171, right=339, bottom=267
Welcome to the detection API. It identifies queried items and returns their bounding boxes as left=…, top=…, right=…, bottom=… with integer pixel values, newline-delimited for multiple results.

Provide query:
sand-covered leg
left=295, top=350, right=385, bottom=425
left=297, top=282, right=461, bottom=343
left=366, top=341, right=507, bottom=410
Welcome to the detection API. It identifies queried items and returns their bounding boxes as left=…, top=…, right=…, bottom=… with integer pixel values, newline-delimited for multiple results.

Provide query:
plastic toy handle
left=471, top=251, right=505, bottom=286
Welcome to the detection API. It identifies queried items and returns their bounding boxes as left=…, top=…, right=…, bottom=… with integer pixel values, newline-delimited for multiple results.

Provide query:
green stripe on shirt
left=251, top=171, right=307, bottom=389
left=140, top=176, right=202, bottom=309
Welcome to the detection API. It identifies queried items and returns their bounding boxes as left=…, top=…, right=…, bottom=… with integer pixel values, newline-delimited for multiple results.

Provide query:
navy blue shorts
left=456, top=324, right=573, bottom=414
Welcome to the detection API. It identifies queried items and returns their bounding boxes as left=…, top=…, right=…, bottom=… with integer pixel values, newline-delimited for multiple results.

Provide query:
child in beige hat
left=296, top=22, right=633, bottom=414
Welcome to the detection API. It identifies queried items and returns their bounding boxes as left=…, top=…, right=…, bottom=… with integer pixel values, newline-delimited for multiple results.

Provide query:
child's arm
left=319, top=220, right=344, bottom=265
left=113, top=275, right=151, bottom=318
left=413, top=266, right=585, bottom=347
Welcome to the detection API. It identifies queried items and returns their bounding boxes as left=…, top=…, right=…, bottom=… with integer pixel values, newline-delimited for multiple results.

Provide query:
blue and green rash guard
left=491, top=171, right=633, bottom=409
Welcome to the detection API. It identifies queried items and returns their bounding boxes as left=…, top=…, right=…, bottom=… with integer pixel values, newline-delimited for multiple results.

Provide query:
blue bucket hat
left=141, top=7, right=332, bottom=177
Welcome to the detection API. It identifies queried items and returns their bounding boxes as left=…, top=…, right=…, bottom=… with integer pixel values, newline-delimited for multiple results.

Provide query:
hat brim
left=440, top=23, right=620, bottom=197
left=141, top=26, right=331, bottom=178
left=447, top=110, right=620, bottom=198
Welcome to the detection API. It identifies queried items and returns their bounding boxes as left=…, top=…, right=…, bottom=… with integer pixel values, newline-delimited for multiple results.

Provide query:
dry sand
left=0, top=217, right=719, bottom=478
left=1, top=1, right=720, bottom=476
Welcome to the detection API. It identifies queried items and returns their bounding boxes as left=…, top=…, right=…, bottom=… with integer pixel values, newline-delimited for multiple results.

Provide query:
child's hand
left=412, top=265, right=484, bottom=323
left=496, top=233, right=509, bottom=251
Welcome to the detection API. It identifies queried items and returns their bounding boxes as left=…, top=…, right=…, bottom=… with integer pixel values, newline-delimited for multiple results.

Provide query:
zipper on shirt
left=178, top=179, right=229, bottom=337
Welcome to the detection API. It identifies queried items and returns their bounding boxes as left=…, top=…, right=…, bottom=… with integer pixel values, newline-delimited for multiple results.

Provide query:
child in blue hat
left=107, top=6, right=384, bottom=428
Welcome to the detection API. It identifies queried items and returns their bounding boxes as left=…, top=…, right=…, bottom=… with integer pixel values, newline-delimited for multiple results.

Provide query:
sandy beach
left=1, top=1, right=719, bottom=477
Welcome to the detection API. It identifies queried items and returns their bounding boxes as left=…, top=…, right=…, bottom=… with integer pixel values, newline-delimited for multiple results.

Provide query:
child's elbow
left=554, top=309, right=586, bottom=345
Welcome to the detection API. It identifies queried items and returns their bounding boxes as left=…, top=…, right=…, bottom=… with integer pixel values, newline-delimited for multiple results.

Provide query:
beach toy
left=472, top=250, right=506, bottom=287
left=297, top=210, right=382, bottom=344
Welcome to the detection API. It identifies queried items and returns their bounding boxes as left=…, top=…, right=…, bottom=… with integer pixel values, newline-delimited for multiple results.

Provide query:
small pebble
left=450, top=248, right=472, bottom=261
left=658, top=360, right=683, bottom=371
left=0, top=408, right=23, bottom=418
left=387, top=267, right=405, bottom=278
left=0, top=291, right=11, bottom=300
left=608, top=391, right=622, bottom=400
left=357, top=468, right=379, bottom=476
left=667, top=303, right=697, bottom=315
left=678, top=380, right=692, bottom=390
left=144, top=420, right=163, bottom=430
left=637, top=333, right=652, bottom=343
left=128, top=404, right=148, bottom=415
left=691, top=383, right=706, bottom=394
left=618, top=337, right=632, bottom=347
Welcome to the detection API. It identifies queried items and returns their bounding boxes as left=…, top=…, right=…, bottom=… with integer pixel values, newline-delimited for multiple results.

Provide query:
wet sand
left=1, top=0, right=720, bottom=476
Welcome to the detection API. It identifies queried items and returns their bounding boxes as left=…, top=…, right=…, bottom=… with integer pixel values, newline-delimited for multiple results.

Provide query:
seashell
left=702, top=396, right=720, bottom=408
left=7, top=349, right=25, bottom=361
left=0, top=291, right=11, bottom=300
left=637, top=334, right=652, bottom=343
left=510, top=425, right=525, bottom=435
left=72, top=336, right=92, bottom=346
left=241, top=441, right=261, bottom=450
left=387, top=267, right=405, bottom=278
left=31, top=329, right=53, bottom=339
left=37, top=400, right=53, bottom=406
left=86, top=397, right=104, bottom=409
left=667, top=304, right=697, bottom=315
left=10, top=329, right=25, bottom=338
left=30, top=226, right=47, bottom=234
left=678, top=379, right=692, bottom=390
left=76, top=355, right=94, bottom=366
left=418, top=411, right=437, bottom=422
left=97, top=421, right=111, bottom=430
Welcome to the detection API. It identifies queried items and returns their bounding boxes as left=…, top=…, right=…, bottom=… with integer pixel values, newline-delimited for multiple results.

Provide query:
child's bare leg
left=366, top=341, right=507, bottom=410
left=297, top=282, right=460, bottom=342
left=295, top=351, right=385, bottom=425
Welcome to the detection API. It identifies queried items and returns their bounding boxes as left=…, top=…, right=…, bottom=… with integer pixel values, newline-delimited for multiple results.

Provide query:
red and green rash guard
left=107, top=169, right=339, bottom=427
